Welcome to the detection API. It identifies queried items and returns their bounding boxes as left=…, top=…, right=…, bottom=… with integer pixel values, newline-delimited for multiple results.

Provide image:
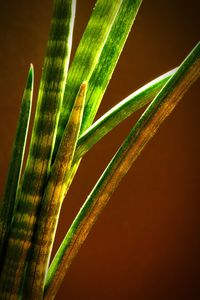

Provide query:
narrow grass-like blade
left=55, top=0, right=137, bottom=155
left=45, top=42, right=200, bottom=299
left=76, top=68, right=176, bottom=161
left=0, top=1, right=76, bottom=297
left=0, top=65, right=33, bottom=263
left=24, top=82, right=87, bottom=299
left=81, top=0, right=143, bottom=132
left=62, top=68, right=176, bottom=198
left=54, top=0, right=143, bottom=196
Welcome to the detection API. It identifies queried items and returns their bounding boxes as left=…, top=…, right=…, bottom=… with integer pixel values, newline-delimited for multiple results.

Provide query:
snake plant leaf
left=54, top=0, right=142, bottom=157
left=0, top=64, right=33, bottom=263
left=54, top=0, right=143, bottom=198
left=62, top=68, right=176, bottom=197
left=75, top=68, right=177, bottom=161
left=0, top=1, right=76, bottom=297
left=62, top=68, right=176, bottom=199
left=81, top=0, right=143, bottom=133
left=45, top=42, right=200, bottom=299
left=24, top=82, right=87, bottom=299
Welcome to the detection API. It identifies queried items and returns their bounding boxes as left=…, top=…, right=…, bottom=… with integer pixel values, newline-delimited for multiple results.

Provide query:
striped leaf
left=54, top=0, right=143, bottom=197
left=45, top=42, right=200, bottom=299
left=24, top=82, right=87, bottom=299
left=54, top=0, right=125, bottom=156
left=61, top=68, right=176, bottom=198
left=0, top=0, right=76, bottom=297
left=81, top=0, right=143, bottom=133
left=0, top=65, right=33, bottom=264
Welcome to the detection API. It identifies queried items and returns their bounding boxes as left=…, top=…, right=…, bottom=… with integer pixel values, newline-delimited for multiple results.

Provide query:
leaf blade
left=24, top=82, right=87, bottom=298
left=45, top=42, right=200, bottom=299
left=81, top=0, right=143, bottom=132
left=54, top=0, right=143, bottom=198
left=55, top=0, right=138, bottom=155
left=0, top=1, right=76, bottom=297
left=61, top=68, right=176, bottom=199
left=0, top=64, right=33, bottom=263
left=76, top=68, right=177, bottom=160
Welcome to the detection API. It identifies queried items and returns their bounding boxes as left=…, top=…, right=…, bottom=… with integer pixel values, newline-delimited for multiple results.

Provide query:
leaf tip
left=80, top=80, right=87, bottom=90
left=27, top=63, right=34, bottom=90
left=78, top=81, right=88, bottom=100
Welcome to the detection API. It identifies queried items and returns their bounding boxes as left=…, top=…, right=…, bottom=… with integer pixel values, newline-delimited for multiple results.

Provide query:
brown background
left=0, top=1, right=200, bottom=299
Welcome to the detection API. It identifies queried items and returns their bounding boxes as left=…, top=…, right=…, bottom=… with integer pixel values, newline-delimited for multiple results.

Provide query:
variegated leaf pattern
left=81, top=0, right=143, bottom=133
left=0, top=0, right=76, bottom=298
left=0, top=65, right=33, bottom=264
left=45, top=42, right=200, bottom=299
left=24, top=82, right=87, bottom=299
left=54, top=0, right=123, bottom=157
left=54, top=0, right=143, bottom=200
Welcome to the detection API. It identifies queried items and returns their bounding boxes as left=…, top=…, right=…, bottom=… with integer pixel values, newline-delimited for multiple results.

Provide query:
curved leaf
left=45, top=42, right=200, bottom=299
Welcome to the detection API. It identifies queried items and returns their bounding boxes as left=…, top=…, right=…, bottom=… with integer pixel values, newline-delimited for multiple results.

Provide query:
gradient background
left=0, top=1, right=200, bottom=299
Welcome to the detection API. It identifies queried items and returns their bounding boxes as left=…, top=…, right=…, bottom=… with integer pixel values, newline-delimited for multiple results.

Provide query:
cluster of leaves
left=0, top=0, right=199, bottom=299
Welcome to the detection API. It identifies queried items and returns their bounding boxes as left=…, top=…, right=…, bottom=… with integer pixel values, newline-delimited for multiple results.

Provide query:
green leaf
left=0, top=1, right=76, bottom=297
left=0, top=64, right=33, bottom=264
left=62, top=68, right=176, bottom=198
left=54, top=0, right=143, bottom=198
left=55, top=0, right=142, bottom=155
left=24, top=82, right=87, bottom=299
left=45, top=42, right=200, bottom=299
left=81, top=0, right=143, bottom=133
left=76, top=68, right=176, bottom=161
